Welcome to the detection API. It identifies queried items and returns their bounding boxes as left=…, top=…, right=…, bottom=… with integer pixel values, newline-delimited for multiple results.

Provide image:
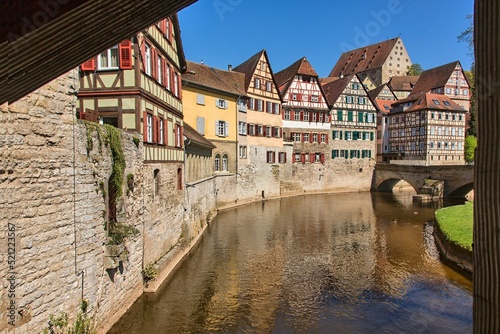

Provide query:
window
left=446, top=88, right=451, bottom=94
left=313, top=133, right=318, bottom=142
left=257, top=99, right=263, bottom=111
left=175, top=123, right=183, bottom=148
left=312, top=113, right=317, bottom=122
left=346, top=96, right=353, bottom=104
left=304, top=112, right=309, bottom=122
left=358, top=97, right=366, bottom=105
left=279, top=152, right=287, bottom=163
left=292, top=93, right=297, bottom=101
left=314, top=153, right=321, bottom=163
left=144, top=44, right=151, bottom=75
left=292, top=133, right=301, bottom=142
left=159, top=118, right=164, bottom=144
left=157, top=55, right=162, bottom=84
left=166, top=64, right=171, bottom=91
left=248, top=124, right=255, bottom=136
left=294, top=152, right=301, bottom=163
left=216, top=99, right=228, bottom=109
left=266, top=126, right=271, bottom=137
left=238, top=121, right=247, bottom=135
left=254, top=78, right=260, bottom=89
left=321, top=134, right=327, bottom=143
left=332, top=150, right=339, bottom=159
left=239, top=146, right=247, bottom=159
left=284, top=110, right=290, bottom=120
left=443, top=100, right=451, bottom=106
left=196, top=94, right=205, bottom=105
left=266, top=81, right=272, bottom=92
left=153, top=169, right=160, bottom=197
left=311, top=95, right=319, bottom=102
left=214, top=154, right=220, bottom=171
left=216, top=120, right=228, bottom=137
left=174, top=72, right=179, bottom=97
left=463, top=89, right=469, bottom=96
left=257, top=125, right=263, bottom=136
left=319, top=113, right=324, bottom=122
left=333, top=130, right=340, bottom=140
left=345, top=131, right=352, bottom=140
left=366, top=113, right=374, bottom=123
left=146, top=113, right=153, bottom=143
left=238, top=98, right=247, bottom=112
left=222, top=154, right=228, bottom=171
left=266, top=151, right=276, bottom=163
left=363, top=132, right=370, bottom=140
left=266, top=101, right=272, bottom=113
left=303, top=133, right=309, bottom=142
left=294, top=111, right=301, bottom=121
left=98, top=45, right=119, bottom=69
left=273, top=103, right=280, bottom=115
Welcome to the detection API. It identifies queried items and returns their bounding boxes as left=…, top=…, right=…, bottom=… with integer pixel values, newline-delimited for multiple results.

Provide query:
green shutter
left=340, top=131, right=343, bottom=140
left=370, top=132, right=374, bottom=141
left=337, top=110, right=343, bottom=121
left=353, top=131, right=358, bottom=140
left=345, top=150, right=348, bottom=159
left=348, top=111, right=353, bottom=122
left=358, top=112, right=364, bottom=123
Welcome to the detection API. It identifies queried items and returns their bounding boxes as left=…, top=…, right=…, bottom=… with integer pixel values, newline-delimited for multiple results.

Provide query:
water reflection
left=108, top=192, right=472, bottom=334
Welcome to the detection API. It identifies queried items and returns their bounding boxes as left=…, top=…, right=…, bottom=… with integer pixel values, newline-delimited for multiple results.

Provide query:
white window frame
left=159, top=118, right=164, bottom=144
left=157, top=55, right=162, bottom=84
left=146, top=113, right=153, bottom=143
left=145, top=44, right=152, bottom=76
left=238, top=121, right=247, bottom=135
left=98, top=45, right=119, bottom=70
left=216, top=120, right=228, bottom=137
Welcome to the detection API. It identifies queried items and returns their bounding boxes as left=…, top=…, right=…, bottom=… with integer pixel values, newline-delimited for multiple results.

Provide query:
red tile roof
left=328, top=38, right=400, bottom=78
left=183, top=61, right=246, bottom=96
left=387, top=75, right=420, bottom=92
left=393, top=92, right=466, bottom=113
left=374, top=99, right=394, bottom=115
left=408, top=61, right=467, bottom=98
left=321, top=75, right=354, bottom=106
left=275, top=57, right=318, bottom=94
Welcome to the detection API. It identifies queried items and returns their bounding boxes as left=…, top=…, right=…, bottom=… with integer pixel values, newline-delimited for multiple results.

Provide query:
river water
left=108, top=192, right=472, bottom=334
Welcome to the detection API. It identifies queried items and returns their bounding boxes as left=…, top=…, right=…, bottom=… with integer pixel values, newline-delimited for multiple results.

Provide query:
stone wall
left=0, top=69, right=145, bottom=334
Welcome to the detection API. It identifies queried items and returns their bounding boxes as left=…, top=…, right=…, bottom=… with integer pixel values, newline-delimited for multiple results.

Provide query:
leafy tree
left=457, top=14, right=474, bottom=60
left=458, top=16, right=476, bottom=136
left=464, top=135, right=476, bottom=163
left=407, top=63, right=423, bottom=76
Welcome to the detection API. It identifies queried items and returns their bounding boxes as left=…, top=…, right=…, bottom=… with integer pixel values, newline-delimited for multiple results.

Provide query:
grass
left=435, top=202, right=473, bottom=251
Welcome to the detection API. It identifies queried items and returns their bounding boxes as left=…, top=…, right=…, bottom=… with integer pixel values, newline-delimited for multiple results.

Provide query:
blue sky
left=178, top=0, right=474, bottom=77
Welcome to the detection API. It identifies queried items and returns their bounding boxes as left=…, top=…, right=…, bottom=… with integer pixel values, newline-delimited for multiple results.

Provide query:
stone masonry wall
left=0, top=69, right=145, bottom=334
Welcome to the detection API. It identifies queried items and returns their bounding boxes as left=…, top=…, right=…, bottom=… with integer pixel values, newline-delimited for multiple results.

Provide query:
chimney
left=228, top=64, right=233, bottom=71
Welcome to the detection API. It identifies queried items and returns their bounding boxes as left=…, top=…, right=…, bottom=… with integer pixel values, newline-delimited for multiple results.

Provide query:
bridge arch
left=375, top=178, right=419, bottom=194
left=448, top=182, right=474, bottom=199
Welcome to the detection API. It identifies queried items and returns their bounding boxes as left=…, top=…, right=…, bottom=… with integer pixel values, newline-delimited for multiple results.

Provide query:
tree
left=459, top=16, right=476, bottom=136
left=464, top=135, right=476, bottom=163
left=474, top=2, right=500, bottom=332
left=407, top=63, right=423, bottom=76
left=458, top=14, right=474, bottom=60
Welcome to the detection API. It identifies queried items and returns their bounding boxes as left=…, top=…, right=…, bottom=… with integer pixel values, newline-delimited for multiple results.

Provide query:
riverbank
left=434, top=202, right=473, bottom=274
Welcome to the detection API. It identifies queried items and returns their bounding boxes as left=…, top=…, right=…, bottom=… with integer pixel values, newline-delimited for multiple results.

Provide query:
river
left=108, top=191, right=472, bottom=334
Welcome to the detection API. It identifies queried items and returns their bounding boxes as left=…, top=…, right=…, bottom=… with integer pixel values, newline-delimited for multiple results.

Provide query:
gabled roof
left=387, top=75, right=420, bottom=92
left=183, top=122, right=216, bottom=150
left=368, top=84, right=397, bottom=100
left=275, top=57, right=318, bottom=94
left=393, top=92, right=465, bottom=113
left=409, top=61, right=467, bottom=98
left=374, top=99, right=394, bottom=115
left=328, top=37, right=400, bottom=78
left=183, top=61, right=246, bottom=97
left=321, top=75, right=355, bottom=106
left=233, top=49, right=283, bottom=101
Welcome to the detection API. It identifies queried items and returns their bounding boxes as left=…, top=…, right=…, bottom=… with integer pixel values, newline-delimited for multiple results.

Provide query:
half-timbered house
left=275, top=57, right=330, bottom=165
left=182, top=61, right=247, bottom=174
left=322, top=74, right=377, bottom=161
left=388, top=93, right=467, bottom=164
left=77, top=15, right=188, bottom=268
left=408, top=61, right=471, bottom=111
left=368, top=84, right=398, bottom=162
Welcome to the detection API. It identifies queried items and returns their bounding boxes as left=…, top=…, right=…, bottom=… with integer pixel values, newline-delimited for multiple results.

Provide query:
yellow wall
left=182, top=85, right=238, bottom=143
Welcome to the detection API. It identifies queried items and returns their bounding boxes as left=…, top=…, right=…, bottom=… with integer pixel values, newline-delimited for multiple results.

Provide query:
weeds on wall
left=41, top=301, right=95, bottom=334
left=142, top=262, right=159, bottom=287
left=107, top=222, right=139, bottom=245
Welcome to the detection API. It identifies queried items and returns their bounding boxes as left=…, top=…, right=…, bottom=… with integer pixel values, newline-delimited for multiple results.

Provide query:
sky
left=178, top=0, right=474, bottom=77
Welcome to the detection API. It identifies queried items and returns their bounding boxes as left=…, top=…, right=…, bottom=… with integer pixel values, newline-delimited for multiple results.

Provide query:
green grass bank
left=435, top=202, right=473, bottom=252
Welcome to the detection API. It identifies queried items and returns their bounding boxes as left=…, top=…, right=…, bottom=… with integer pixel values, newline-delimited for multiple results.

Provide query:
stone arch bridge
left=373, top=163, right=474, bottom=198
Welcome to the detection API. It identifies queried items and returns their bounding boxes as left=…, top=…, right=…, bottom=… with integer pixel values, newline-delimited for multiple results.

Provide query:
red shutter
left=79, top=111, right=87, bottom=120
left=170, top=68, right=175, bottom=93
left=119, top=40, right=133, bottom=70
left=301, top=154, right=306, bottom=163
left=178, top=76, right=182, bottom=100
left=168, top=18, right=173, bottom=42
left=164, top=119, right=168, bottom=146
left=247, top=99, right=251, bottom=109
left=310, top=153, right=315, bottom=162
left=301, top=133, right=305, bottom=143
left=247, top=123, right=250, bottom=135
left=152, top=49, right=158, bottom=80
left=162, top=59, right=167, bottom=87
left=143, top=111, right=148, bottom=142
left=320, top=153, right=325, bottom=164
left=310, top=133, right=313, bottom=143
left=300, top=111, right=304, bottom=121
left=153, top=116, right=158, bottom=143
left=161, top=19, right=167, bottom=34
left=284, top=152, right=287, bottom=163
left=279, top=128, right=283, bottom=138
left=326, top=133, right=329, bottom=144
left=290, top=110, right=294, bottom=120
left=81, top=58, right=95, bottom=71
left=292, top=153, right=296, bottom=163
left=263, top=126, right=267, bottom=137
left=273, top=152, right=276, bottom=163
left=297, top=93, right=302, bottom=101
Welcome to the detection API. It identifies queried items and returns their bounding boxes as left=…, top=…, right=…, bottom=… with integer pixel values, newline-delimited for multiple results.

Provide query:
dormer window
left=433, top=99, right=440, bottom=105
left=443, top=101, right=451, bottom=106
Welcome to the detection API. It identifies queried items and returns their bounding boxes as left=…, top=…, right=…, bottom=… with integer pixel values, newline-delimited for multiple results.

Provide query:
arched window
left=214, top=154, right=221, bottom=172
left=222, top=154, right=228, bottom=172
left=153, top=169, right=160, bottom=197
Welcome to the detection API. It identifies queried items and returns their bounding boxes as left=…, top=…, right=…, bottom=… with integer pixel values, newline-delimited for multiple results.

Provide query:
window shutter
left=310, top=153, right=315, bottom=162
left=300, top=111, right=304, bottom=121
left=292, top=154, right=296, bottom=163
left=161, top=19, right=167, bottom=34
left=273, top=152, right=276, bottom=163
left=340, top=131, right=343, bottom=140
left=180, top=125, right=184, bottom=147
left=301, top=133, right=305, bottom=143
left=153, top=115, right=159, bottom=143
left=224, top=122, right=229, bottom=137
left=326, top=133, right=329, bottom=143
left=309, top=133, right=313, bottom=143
left=370, top=132, right=374, bottom=141
left=263, top=126, right=267, bottom=137
left=247, top=123, right=250, bottom=135
left=163, top=119, right=168, bottom=146
left=143, top=111, right=148, bottom=142
left=247, top=99, right=251, bottom=109
left=297, top=93, right=302, bottom=101
left=119, top=40, right=133, bottom=70
left=162, top=59, right=167, bottom=87
left=152, top=49, right=158, bottom=80
left=81, top=58, right=95, bottom=71
left=79, top=111, right=87, bottom=120
left=301, top=154, right=306, bottom=163
left=345, top=150, right=349, bottom=159
left=320, top=153, right=325, bottom=164
left=279, top=128, right=283, bottom=138
left=170, top=67, right=175, bottom=93
left=290, top=111, right=294, bottom=120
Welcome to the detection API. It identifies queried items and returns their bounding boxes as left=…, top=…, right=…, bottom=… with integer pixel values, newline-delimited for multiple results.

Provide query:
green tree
left=407, top=63, right=423, bottom=76
left=458, top=16, right=476, bottom=136
left=457, top=14, right=474, bottom=60
left=464, top=135, right=476, bottom=163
